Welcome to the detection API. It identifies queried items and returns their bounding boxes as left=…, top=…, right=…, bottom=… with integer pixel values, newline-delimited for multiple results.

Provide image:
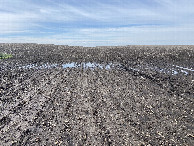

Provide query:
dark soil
left=0, top=43, right=193, bottom=145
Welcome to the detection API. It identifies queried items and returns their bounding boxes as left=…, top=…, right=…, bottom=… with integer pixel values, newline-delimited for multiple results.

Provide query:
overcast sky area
left=0, top=0, right=194, bottom=46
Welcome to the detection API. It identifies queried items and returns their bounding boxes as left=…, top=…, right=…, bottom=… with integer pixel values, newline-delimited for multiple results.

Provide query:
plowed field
left=0, top=44, right=193, bottom=145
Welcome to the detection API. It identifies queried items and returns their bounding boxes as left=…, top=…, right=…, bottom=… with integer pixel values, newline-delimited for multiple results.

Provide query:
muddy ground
left=0, top=44, right=193, bottom=145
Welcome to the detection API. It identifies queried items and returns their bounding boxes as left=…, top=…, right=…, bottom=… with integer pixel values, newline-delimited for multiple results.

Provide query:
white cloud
left=0, top=0, right=194, bottom=45
left=1, top=24, right=194, bottom=46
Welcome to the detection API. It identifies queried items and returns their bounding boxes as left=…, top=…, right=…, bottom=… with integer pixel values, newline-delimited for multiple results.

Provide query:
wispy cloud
left=0, top=0, right=194, bottom=46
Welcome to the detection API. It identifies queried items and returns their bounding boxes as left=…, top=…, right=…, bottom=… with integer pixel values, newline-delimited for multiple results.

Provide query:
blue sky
left=0, top=0, right=194, bottom=46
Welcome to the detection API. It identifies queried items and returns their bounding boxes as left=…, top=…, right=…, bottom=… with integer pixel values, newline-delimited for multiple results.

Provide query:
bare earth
left=0, top=44, right=193, bottom=145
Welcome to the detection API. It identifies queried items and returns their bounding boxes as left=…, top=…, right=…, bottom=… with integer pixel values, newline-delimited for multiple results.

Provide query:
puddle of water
left=19, top=62, right=193, bottom=76
left=62, top=62, right=112, bottom=69
left=136, top=63, right=193, bottom=76
left=20, top=62, right=112, bottom=70
left=62, top=63, right=76, bottom=68
left=180, top=70, right=188, bottom=75
left=173, top=65, right=194, bottom=72
left=19, top=63, right=58, bottom=69
left=172, top=70, right=178, bottom=75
